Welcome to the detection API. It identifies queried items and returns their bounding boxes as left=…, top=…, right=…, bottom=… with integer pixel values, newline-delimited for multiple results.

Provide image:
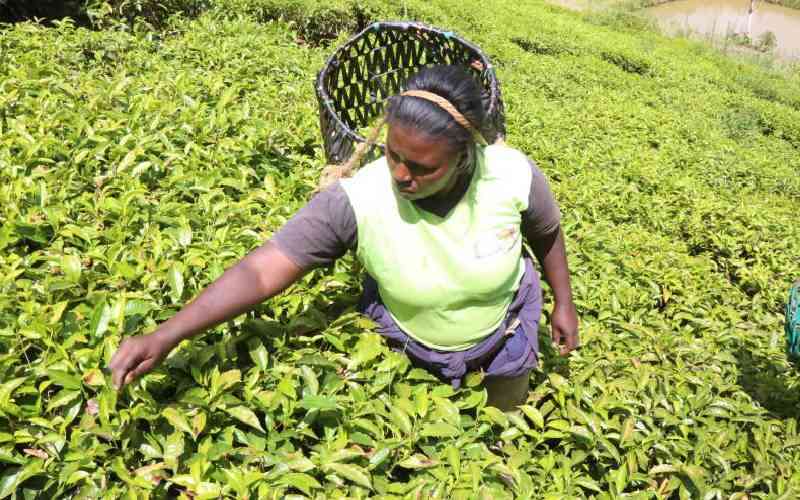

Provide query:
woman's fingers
left=551, top=326, right=568, bottom=355
left=551, top=326, right=563, bottom=346
left=552, top=325, right=579, bottom=356
left=109, top=343, right=134, bottom=389
left=108, top=337, right=154, bottom=389
left=124, top=358, right=156, bottom=386
left=569, top=330, right=580, bottom=351
left=123, top=369, right=139, bottom=387
left=111, top=360, right=131, bottom=389
left=564, top=329, right=579, bottom=353
left=551, top=303, right=580, bottom=356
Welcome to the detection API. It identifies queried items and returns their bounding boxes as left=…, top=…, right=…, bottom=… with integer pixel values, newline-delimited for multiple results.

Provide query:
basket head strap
left=400, top=90, right=489, bottom=146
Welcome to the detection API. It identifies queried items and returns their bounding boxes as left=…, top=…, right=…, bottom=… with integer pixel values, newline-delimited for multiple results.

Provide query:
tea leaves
left=2, top=0, right=800, bottom=497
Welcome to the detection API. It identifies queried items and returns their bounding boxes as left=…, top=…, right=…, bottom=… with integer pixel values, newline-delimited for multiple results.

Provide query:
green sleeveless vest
left=341, top=144, right=533, bottom=351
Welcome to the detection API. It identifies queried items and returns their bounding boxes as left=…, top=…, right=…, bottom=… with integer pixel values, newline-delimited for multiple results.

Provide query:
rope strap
left=400, top=90, right=489, bottom=146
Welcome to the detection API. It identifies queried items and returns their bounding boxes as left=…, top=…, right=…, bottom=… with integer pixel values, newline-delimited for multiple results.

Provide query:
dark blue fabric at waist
left=357, top=257, right=543, bottom=388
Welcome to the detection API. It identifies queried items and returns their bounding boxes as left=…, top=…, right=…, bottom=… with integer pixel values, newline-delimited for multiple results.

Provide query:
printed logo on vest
left=473, top=226, right=520, bottom=259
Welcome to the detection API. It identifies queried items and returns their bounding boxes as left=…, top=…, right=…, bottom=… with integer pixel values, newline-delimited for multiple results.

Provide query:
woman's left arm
left=528, top=227, right=580, bottom=355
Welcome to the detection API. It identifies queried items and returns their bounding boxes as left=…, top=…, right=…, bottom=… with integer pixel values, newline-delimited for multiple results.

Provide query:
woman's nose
left=392, top=162, right=412, bottom=183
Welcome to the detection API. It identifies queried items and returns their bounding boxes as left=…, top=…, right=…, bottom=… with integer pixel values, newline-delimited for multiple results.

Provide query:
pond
left=645, top=0, right=800, bottom=60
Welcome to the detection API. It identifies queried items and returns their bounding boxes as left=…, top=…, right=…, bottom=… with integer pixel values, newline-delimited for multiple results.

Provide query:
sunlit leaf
left=167, top=262, right=184, bottom=303
left=89, top=300, right=112, bottom=338
left=163, top=407, right=193, bottom=435
left=299, top=395, right=337, bottom=411
left=247, top=338, right=269, bottom=371
left=397, top=454, right=438, bottom=469
left=420, top=422, right=459, bottom=438
left=224, top=406, right=264, bottom=432
left=62, top=254, right=81, bottom=282
left=323, top=463, right=372, bottom=489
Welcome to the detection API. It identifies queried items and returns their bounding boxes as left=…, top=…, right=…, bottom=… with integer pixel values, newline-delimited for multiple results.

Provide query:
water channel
left=645, top=0, right=800, bottom=60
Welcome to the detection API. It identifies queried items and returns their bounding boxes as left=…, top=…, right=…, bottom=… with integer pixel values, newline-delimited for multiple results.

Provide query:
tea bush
left=2, top=0, right=800, bottom=497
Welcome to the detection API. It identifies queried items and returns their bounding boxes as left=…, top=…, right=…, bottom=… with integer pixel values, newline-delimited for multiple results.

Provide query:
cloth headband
left=400, top=90, right=488, bottom=146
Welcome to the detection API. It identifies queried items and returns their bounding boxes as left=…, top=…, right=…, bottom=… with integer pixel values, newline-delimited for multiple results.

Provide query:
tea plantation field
left=2, top=0, right=800, bottom=497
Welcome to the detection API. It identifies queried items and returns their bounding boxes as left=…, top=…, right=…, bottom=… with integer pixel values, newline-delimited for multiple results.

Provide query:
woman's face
left=385, top=124, right=463, bottom=201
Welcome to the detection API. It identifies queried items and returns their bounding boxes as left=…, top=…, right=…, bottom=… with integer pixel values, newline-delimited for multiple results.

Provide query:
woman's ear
left=456, top=144, right=475, bottom=172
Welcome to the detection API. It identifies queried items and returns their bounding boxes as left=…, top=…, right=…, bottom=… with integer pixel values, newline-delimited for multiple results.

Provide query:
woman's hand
left=106, top=242, right=304, bottom=390
left=551, top=300, right=579, bottom=355
left=528, top=227, right=580, bottom=356
left=108, top=332, right=175, bottom=389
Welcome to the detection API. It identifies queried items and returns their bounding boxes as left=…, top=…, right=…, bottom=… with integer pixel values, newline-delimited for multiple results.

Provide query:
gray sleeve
left=521, top=158, right=561, bottom=238
left=270, top=182, right=357, bottom=270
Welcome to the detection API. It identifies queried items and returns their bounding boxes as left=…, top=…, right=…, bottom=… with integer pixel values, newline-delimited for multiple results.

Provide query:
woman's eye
left=408, top=164, right=429, bottom=176
left=387, top=148, right=434, bottom=176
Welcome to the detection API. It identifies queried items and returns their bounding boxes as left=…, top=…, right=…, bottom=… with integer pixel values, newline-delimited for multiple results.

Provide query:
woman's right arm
left=108, top=242, right=304, bottom=389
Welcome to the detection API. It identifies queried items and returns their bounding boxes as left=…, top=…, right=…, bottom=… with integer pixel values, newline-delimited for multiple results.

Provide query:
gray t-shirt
left=272, top=157, right=561, bottom=270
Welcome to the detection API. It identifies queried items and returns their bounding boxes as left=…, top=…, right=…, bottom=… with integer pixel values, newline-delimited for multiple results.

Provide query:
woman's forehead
left=386, top=124, right=458, bottom=166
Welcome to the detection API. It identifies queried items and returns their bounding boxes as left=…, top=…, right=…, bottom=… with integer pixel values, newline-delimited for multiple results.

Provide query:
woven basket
left=315, top=21, right=506, bottom=166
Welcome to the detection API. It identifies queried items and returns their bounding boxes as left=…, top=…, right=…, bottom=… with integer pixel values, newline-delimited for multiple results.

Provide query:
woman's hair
left=316, top=65, right=487, bottom=191
left=385, top=65, right=486, bottom=155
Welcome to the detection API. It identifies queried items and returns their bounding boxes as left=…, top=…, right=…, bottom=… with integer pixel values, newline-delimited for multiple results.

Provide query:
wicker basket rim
left=315, top=20, right=500, bottom=152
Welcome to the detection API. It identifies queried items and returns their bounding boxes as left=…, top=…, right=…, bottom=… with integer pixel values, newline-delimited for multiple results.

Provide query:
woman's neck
left=413, top=165, right=475, bottom=217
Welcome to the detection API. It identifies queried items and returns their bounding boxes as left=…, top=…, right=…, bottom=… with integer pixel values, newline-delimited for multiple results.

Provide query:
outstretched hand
left=551, top=301, right=579, bottom=356
left=106, top=244, right=305, bottom=390
left=108, top=333, right=174, bottom=389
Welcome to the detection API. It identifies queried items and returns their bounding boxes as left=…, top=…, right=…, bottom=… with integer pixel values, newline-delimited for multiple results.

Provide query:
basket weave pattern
left=316, top=21, right=506, bottom=166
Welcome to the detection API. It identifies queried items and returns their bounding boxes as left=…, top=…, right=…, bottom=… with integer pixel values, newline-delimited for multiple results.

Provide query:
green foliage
left=0, top=0, right=204, bottom=27
left=756, top=30, right=778, bottom=53
left=85, top=0, right=211, bottom=29
left=724, top=31, right=778, bottom=54
left=209, top=0, right=385, bottom=46
left=2, top=0, right=800, bottom=497
left=0, top=0, right=87, bottom=24
left=765, top=0, right=800, bottom=9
